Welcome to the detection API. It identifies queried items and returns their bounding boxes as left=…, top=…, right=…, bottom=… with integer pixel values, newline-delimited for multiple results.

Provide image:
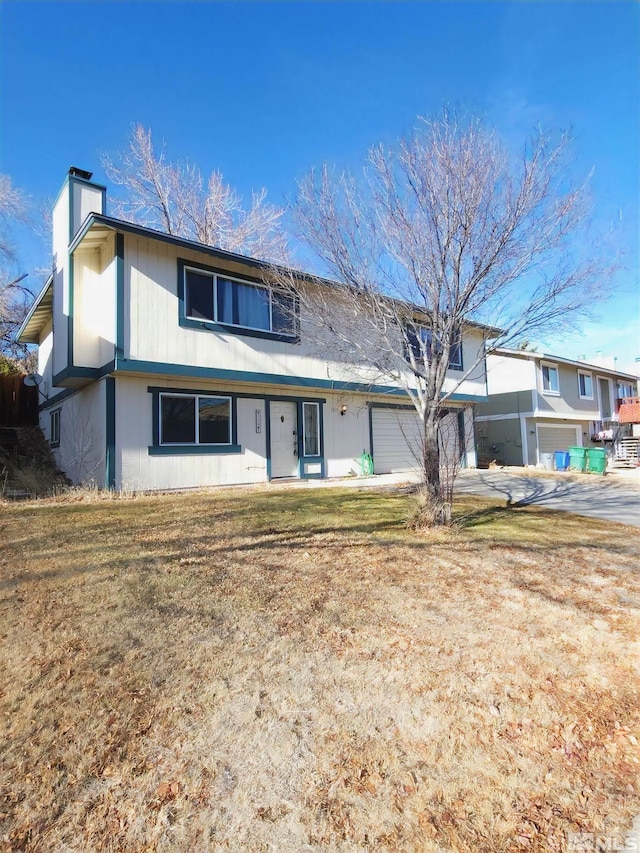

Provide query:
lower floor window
left=160, top=393, right=231, bottom=445
left=50, top=408, right=61, bottom=447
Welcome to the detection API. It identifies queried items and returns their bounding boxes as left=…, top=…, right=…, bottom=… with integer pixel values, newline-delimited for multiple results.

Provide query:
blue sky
left=1, top=1, right=638, bottom=371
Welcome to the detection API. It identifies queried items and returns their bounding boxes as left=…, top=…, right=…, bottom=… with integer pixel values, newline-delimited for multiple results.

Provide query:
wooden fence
left=0, top=375, right=39, bottom=427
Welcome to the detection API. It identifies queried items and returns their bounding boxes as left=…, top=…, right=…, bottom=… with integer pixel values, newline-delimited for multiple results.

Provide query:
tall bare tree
left=0, top=174, right=32, bottom=364
left=103, top=124, right=290, bottom=264
left=272, top=111, right=617, bottom=523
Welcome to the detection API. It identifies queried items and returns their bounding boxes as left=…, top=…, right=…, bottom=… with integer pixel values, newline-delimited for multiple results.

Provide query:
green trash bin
left=568, top=446, right=587, bottom=473
left=586, top=447, right=607, bottom=475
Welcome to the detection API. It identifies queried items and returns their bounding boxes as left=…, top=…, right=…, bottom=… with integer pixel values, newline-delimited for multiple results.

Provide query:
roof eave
left=16, top=276, right=54, bottom=343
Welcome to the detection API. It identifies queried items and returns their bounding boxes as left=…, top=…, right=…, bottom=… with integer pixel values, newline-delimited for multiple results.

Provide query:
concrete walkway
left=454, top=467, right=640, bottom=528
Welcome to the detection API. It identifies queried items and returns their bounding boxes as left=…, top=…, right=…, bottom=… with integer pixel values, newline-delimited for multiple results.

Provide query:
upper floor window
left=448, top=335, right=463, bottom=371
left=541, top=362, right=560, bottom=395
left=577, top=370, right=593, bottom=400
left=617, top=381, right=635, bottom=400
left=406, top=325, right=463, bottom=371
left=183, top=264, right=297, bottom=338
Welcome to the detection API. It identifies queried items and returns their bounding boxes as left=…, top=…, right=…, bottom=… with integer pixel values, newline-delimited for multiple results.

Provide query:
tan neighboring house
left=475, top=348, right=640, bottom=468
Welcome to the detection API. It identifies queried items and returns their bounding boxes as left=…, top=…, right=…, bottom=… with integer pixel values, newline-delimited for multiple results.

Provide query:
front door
left=270, top=401, right=298, bottom=478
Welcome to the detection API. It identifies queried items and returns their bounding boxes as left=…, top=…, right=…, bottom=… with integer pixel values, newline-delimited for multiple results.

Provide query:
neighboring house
left=18, top=167, right=492, bottom=490
left=475, top=348, right=640, bottom=468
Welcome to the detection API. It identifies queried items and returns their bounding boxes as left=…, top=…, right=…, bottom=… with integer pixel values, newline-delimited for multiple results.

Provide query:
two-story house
left=475, top=348, right=639, bottom=468
left=18, top=168, right=491, bottom=491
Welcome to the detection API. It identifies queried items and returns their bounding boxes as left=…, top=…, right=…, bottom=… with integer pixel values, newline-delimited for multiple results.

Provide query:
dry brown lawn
left=0, top=486, right=638, bottom=852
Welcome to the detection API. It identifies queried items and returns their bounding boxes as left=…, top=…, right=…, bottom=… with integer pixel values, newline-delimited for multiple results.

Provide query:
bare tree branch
left=0, top=175, right=33, bottom=361
left=270, top=109, right=619, bottom=523
left=102, top=124, right=290, bottom=264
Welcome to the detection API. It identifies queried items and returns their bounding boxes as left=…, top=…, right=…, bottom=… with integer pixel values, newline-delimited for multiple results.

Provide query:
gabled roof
left=19, top=211, right=504, bottom=343
left=491, top=347, right=639, bottom=382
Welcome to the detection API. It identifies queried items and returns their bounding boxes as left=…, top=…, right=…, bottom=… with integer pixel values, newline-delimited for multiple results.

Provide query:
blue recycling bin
left=554, top=450, right=570, bottom=471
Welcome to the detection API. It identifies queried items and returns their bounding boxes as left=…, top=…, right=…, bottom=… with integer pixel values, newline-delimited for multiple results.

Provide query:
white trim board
left=475, top=412, right=535, bottom=422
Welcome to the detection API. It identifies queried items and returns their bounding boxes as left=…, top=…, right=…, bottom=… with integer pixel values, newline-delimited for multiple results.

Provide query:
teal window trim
left=449, top=334, right=464, bottom=372
left=122, top=359, right=413, bottom=398
left=50, top=408, right=61, bottom=448
left=265, top=399, right=272, bottom=480
left=123, top=361, right=485, bottom=402
left=177, top=258, right=299, bottom=343
left=295, top=400, right=325, bottom=479
left=148, top=445, right=242, bottom=456
left=147, top=385, right=325, bottom=404
left=405, top=324, right=464, bottom=371
left=148, top=387, right=241, bottom=455
left=302, top=401, right=321, bottom=457
left=105, top=377, right=116, bottom=489
left=115, top=233, right=125, bottom=360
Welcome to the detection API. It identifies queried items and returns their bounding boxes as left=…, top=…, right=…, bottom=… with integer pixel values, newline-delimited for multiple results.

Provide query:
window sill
left=148, top=444, right=242, bottom=456
left=179, top=316, right=299, bottom=344
left=541, top=390, right=560, bottom=397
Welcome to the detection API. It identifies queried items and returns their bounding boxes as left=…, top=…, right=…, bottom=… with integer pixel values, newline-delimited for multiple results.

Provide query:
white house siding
left=52, top=183, right=70, bottom=376
left=486, top=354, right=536, bottom=395
left=38, top=321, right=54, bottom=395
left=46, top=175, right=107, bottom=380
left=71, top=181, right=103, bottom=237
left=322, top=394, right=372, bottom=478
left=73, top=240, right=117, bottom=369
left=123, top=235, right=488, bottom=402
left=115, top=374, right=473, bottom=490
left=51, top=382, right=107, bottom=486
left=116, top=376, right=269, bottom=491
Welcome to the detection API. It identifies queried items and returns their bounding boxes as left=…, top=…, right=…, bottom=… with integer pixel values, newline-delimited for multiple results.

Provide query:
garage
left=536, top=424, right=581, bottom=463
left=371, top=407, right=422, bottom=474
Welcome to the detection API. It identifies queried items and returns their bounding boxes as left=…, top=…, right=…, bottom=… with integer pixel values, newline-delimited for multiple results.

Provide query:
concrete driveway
left=455, top=468, right=640, bottom=528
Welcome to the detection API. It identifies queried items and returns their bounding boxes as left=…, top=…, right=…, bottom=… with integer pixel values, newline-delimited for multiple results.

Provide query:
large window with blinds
left=182, top=264, right=297, bottom=338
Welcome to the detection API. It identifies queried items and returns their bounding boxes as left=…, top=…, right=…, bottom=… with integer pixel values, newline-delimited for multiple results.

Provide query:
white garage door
left=371, top=408, right=422, bottom=474
left=537, top=425, right=580, bottom=457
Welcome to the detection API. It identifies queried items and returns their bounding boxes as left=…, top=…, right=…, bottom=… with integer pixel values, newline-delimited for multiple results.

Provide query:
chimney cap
left=69, top=166, right=93, bottom=181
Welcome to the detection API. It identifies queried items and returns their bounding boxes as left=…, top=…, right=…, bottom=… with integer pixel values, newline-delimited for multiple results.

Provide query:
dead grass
left=0, top=487, right=638, bottom=852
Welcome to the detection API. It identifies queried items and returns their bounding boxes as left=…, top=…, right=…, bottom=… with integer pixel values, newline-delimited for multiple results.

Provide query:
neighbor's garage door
left=537, top=425, right=580, bottom=457
left=371, top=408, right=422, bottom=474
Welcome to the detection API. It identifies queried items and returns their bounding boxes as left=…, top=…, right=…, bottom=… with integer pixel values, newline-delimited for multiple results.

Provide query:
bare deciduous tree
left=271, top=110, right=617, bottom=524
left=103, top=124, right=290, bottom=264
left=0, top=174, right=32, bottom=361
